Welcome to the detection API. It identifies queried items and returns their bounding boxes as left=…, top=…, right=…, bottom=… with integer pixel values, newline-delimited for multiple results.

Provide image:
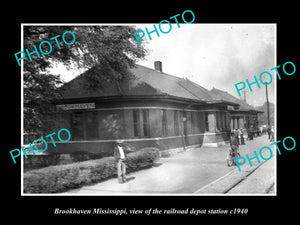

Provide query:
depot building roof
left=58, top=61, right=260, bottom=112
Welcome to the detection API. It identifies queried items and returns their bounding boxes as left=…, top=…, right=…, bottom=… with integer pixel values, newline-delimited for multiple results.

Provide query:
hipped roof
left=210, top=88, right=263, bottom=113
left=59, top=64, right=259, bottom=112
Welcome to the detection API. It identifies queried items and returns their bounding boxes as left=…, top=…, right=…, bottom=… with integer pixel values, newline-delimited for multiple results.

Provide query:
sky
left=136, top=23, right=276, bottom=107
left=50, top=24, right=276, bottom=107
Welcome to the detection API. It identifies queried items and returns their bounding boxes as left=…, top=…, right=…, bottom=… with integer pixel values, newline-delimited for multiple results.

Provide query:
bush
left=24, top=153, right=62, bottom=172
left=70, top=151, right=90, bottom=162
left=24, top=147, right=160, bottom=193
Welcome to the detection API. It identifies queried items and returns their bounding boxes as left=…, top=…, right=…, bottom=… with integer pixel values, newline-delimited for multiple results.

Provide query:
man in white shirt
left=113, top=140, right=127, bottom=183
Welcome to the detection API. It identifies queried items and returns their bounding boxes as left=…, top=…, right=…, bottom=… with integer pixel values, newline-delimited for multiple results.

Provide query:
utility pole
left=243, top=91, right=247, bottom=103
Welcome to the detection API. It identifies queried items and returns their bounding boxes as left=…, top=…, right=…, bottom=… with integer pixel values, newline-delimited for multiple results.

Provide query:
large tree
left=23, top=25, right=148, bottom=135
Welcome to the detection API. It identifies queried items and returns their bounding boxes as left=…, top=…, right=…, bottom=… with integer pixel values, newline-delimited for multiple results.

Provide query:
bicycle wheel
left=227, top=154, right=234, bottom=167
left=234, top=153, right=242, bottom=165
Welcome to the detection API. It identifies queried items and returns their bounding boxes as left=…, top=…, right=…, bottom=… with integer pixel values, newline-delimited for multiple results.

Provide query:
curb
left=159, top=145, right=199, bottom=158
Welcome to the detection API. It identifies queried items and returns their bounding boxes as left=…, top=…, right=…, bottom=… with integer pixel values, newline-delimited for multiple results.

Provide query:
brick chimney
left=154, top=61, right=162, bottom=72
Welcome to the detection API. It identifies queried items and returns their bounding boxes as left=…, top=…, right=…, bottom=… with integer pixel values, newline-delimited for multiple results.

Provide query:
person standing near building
left=114, top=140, right=127, bottom=183
left=248, top=125, right=254, bottom=140
left=113, top=140, right=135, bottom=184
left=239, top=128, right=245, bottom=145
left=267, top=125, right=271, bottom=140
left=270, top=126, right=275, bottom=142
left=235, top=129, right=241, bottom=145
left=230, top=131, right=239, bottom=151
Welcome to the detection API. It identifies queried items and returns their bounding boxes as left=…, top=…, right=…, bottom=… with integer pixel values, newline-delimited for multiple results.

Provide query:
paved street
left=62, top=134, right=275, bottom=195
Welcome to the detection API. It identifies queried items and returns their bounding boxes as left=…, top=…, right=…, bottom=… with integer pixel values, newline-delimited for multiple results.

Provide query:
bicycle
left=226, top=147, right=241, bottom=167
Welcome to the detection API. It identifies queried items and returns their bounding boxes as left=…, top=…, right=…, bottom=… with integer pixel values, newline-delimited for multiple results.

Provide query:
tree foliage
left=23, top=25, right=148, bottom=134
left=256, top=101, right=275, bottom=126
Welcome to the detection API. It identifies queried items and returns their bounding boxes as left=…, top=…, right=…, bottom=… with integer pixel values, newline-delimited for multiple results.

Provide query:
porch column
left=233, top=117, right=238, bottom=129
left=239, top=117, right=244, bottom=129
left=207, top=112, right=216, bottom=132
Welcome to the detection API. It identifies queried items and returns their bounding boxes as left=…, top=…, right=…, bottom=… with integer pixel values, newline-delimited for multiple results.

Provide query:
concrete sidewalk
left=227, top=156, right=275, bottom=194
left=62, top=135, right=275, bottom=195
left=195, top=156, right=275, bottom=194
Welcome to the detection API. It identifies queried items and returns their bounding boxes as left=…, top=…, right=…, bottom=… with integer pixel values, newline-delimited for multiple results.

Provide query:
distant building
left=210, top=88, right=263, bottom=131
left=47, top=61, right=263, bottom=156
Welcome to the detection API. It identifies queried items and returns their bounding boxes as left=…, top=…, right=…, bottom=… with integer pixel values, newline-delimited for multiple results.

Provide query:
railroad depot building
left=48, top=61, right=263, bottom=156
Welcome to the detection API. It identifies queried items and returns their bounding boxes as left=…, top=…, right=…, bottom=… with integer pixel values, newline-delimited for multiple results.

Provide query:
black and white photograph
left=3, top=5, right=298, bottom=221
left=21, top=23, right=276, bottom=195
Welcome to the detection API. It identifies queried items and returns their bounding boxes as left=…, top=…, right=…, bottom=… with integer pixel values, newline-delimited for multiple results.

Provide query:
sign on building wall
left=56, top=103, right=95, bottom=110
left=227, top=105, right=234, bottom=110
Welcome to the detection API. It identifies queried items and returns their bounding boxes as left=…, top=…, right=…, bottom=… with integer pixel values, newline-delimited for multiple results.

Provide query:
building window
left=162, top=109, right=168, bottom=136
left=204, top=112, right=209, bottom=132
left=71, top=112, right=84, bottom=140
left=85, top=111, right=99, bottom=139
left=191, top=111, right=198, bottom=133
left=223, top=112, right=227, bottom=130
left=142, top=109, right=150, bottom=137
left=198, top=112, right=203, bottom=133
left=190, top=112, right=193, bottom=133
left=246, top=116, right=250, bottom=129
left=133, top=110, right=140, bottom=137
left=222, top=112, right=226, bottom=131
left=174, top=110, right=179, bottom=135
left=133, top=109, right=150, bottom=137
left=216, top=111, right=220, bottom=131
left=186, top=111, right=192, bottom=134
